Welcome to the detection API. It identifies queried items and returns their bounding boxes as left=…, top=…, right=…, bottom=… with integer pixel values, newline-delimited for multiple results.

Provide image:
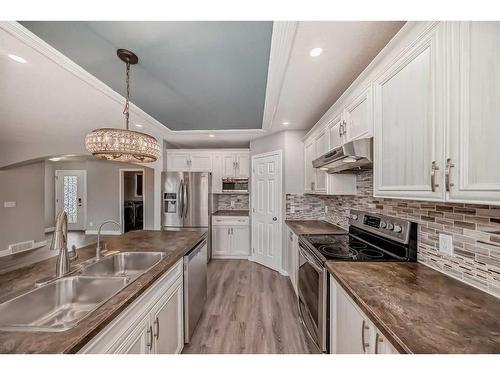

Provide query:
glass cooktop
left=300, top=234, right=402, bottom=262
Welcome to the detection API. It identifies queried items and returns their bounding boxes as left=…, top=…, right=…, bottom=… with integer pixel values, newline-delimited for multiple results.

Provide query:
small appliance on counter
left=297, top=209, right=417, bottom=353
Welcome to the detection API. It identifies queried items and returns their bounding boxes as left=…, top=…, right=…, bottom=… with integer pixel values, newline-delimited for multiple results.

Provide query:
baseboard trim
left=0, top=240, right=48, bottom=258
left=211, top=255, right=249, bottom=260
left=44, top=227, right=55, bottom=233
left=84, top=230, right=122, bottom=235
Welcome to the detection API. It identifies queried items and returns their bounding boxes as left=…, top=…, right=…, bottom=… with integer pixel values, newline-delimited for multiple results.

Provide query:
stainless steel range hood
left=312, top=138, right=373, bottom=173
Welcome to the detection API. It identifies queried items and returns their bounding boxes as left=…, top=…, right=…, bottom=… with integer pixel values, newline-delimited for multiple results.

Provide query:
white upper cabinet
left=373, top=23, right=445, bottom=201
left=304, top=140, right=316, bottom=193
left=222, top=154, right=236, bottom=176
left=235, top=153, right=250, bottom=177
left=447, top=22, right=500, bottom=205
left=344, top=86, right=373, bottom=142
left=314, top=130, right=329, bottom=193
left=328, top=114, right=344, bottom=150
left=168, top=152, right=190, bottom=171
left=167, top=151, right=211, bottom=172
left=211, top=154, right=224, bottom=193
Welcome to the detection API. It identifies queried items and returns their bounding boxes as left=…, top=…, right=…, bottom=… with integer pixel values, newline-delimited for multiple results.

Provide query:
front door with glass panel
left=55, top=170, right=86, bottom=230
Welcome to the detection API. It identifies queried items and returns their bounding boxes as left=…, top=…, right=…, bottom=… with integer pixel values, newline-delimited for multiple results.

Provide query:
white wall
left=0, top=162, right=45, bottom=250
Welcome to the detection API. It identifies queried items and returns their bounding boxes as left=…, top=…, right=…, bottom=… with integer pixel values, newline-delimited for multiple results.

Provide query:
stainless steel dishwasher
left=183, top=237, right=208, bottom=343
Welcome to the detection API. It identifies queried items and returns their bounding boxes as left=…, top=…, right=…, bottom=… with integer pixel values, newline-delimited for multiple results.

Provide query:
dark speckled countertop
left=326, top=262, right=500, bottom=354
left=285, top=220, right=347, bottom=235
left=212, top=210, right=249, bottom=217
left=0, top=229, right=206, bottom=354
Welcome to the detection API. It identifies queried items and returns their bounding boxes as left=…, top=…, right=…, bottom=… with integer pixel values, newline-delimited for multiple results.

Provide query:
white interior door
left=55, top=170, right=86, bottom=231
left=251, top=151, right=282, bottom=272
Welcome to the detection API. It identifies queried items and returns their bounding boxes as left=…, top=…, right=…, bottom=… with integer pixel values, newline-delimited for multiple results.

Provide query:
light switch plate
left=439, top=233, right=454, bottom=256
left=3, top=201, right=16, bottom=208
left=325, top=206, right=329, bottom=214
left=290, top=206, right=295, bottom=213
left=230, top=200, right=235, bottom=208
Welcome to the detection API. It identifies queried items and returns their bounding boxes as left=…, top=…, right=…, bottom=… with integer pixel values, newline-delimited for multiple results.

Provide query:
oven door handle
left=299, top=245, right=323, bottom=273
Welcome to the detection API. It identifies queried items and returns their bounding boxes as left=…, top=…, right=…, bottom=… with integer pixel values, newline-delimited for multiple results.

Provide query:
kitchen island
left=0, top=229, right=206, bottom=354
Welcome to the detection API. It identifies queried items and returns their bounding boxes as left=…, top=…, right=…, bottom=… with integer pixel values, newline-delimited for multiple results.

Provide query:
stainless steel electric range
left=297, top=209, right=418, bottom=353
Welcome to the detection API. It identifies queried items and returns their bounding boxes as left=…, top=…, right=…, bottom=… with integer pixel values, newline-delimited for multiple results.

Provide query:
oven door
left=298, top=243, right=327, bottom=352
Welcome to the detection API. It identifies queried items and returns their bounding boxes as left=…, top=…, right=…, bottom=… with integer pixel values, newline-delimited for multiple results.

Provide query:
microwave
left=222, top=178, right=249, bottom=193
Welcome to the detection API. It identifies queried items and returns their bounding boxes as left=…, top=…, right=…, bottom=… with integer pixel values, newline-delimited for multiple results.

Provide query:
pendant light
left=85, top=49, right=161, bottom=163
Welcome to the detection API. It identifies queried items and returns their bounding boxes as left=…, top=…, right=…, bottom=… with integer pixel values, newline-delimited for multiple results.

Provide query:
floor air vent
left=8, top=240, right=35, bottom=254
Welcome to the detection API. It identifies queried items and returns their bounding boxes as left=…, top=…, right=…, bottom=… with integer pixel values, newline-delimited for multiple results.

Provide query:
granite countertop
left=326, top=262, right=500, bottom=354
left=0, top=229, right=207, bottom=354
left=213, top=210, right=249, bottom=217
left=285, top=219, right=347, bottom=235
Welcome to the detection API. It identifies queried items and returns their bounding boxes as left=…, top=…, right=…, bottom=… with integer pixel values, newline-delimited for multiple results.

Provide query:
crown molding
left=261, top=21, right=298, bottom=132
left=0, top=21, right=277, bottom=140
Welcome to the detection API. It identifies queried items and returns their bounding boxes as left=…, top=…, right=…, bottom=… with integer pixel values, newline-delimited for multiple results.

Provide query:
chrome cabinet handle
left=154, top=317, right=160, bottom=340
left=430, top=161, right=439, bottom=192
left=147, top=325, right=153, bottom=351
left=361, top=320, right=370, bottom=353
left=445, top=158, right=455, bottom=192
left=375, top=332, right=383, bottom=354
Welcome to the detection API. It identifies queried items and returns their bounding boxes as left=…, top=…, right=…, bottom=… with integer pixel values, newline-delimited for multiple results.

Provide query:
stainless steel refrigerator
left=161, top=172, right=212, bottom=257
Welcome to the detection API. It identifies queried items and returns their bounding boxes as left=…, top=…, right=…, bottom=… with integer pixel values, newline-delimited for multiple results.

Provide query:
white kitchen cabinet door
left=231, top=226, right=250, bottom=256
left=168, top=153, right=190, bottom=171
left=374, top=23, right=445, bottom=201
left=189, top=153, right=212, bottom=172
left=115, top=315, right=152, bottom=354
left=152, top=282, right=184, bottom=354
left=336, top=288, right=373, bottom=354
left=314, top=130, right=329, bottom=194
left=212, top=226, right=231, bottom=256
left=344, top=86, right=373, bottom=142
left=235, top=153, right=250, bottom=177
left=328, top=114, right=344, bottom=150
left=222, top=154, right=236, bottom=177
left=211, top=154, right=223, bottom=193
left=447, top=22, right=500, bottom=205
left=374, top=331, right=399, bottom=354
left=304, top=140, right=315, bottom=193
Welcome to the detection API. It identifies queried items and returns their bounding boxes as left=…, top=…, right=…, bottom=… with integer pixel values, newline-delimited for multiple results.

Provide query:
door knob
left=272, top=217, right=277, bottom=221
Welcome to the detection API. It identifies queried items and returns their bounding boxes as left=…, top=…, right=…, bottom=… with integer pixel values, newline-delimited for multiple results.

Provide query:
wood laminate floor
left=182, top=259, right=314, bottom=354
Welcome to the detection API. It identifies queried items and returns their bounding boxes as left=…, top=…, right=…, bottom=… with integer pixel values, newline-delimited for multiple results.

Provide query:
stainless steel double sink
left=0, top=252, right=165, bottom=332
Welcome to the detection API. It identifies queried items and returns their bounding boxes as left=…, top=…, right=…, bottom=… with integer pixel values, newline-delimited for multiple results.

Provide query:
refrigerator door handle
left=178, top=180, right=184, bottom=218
left=183, top=179, right=189, bottom=218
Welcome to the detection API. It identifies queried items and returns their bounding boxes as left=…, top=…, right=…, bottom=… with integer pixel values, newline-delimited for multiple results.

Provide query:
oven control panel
left=348, top=209, right=411, bottom=244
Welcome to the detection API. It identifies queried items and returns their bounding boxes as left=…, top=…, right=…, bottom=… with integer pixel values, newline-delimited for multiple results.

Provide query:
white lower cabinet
left=330, top=275, right=399, bottom=354
left=212, top=216, right=250, bottom=258
left=79, top=260, right=184, bottom=354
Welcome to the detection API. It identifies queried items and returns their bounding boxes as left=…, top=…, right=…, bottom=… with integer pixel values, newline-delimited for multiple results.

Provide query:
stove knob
left=351, top=214, right=358, bottom=220
left=379, top=221, right=387, bottom=228
left=386, top=223, right=394, bottom=230
left=394, top=225, right=402, bottom=233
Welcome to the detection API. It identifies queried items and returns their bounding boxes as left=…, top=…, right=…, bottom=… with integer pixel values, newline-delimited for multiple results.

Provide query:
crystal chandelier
left=85, top=49, right=161, bottom=163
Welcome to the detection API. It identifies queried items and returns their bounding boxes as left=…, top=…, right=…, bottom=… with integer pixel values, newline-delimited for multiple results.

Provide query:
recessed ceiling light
left=8, top=54, right=27, bottom=64
left=282, top=121, right=290, bottom=126
left=135, top=124, right=143, bottom=128
left=209, top=134, right=215, bottom=138
left=309, top=47, right=323, bottom=57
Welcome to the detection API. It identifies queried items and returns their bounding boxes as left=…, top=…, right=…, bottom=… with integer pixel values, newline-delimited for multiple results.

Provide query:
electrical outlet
left=230, top=200, right=235, bottom=208
left=439, top=233, right=454, bottom=256
left=325, top=206, right=329, bottom=214
left=290, top=206, right=295, bottom=213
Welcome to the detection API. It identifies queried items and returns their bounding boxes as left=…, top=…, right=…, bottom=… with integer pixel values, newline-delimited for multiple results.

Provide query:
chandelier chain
left=123, top=61, right=131, bottom=130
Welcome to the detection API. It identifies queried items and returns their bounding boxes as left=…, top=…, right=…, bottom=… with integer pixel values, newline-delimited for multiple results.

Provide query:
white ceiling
left=271, top=21, right=404, bottom=131
left=0, top=21, right=404, bottom=167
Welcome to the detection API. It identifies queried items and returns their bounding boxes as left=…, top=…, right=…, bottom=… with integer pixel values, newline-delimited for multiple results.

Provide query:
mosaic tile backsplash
left=214, top=193, right=249, bottom=211
left=286, top=171, right=500, bottom=297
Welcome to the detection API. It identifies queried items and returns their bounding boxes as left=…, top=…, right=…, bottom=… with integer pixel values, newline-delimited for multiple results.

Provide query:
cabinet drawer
left=212, top=216, right=249, bottom=226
